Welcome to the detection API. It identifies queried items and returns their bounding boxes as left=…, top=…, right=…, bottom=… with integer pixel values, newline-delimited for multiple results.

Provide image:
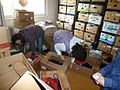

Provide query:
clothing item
left=53, top=29, right=82, bottom=55
left=21, top=25, right=44, bottom=59
left=99, top=50, right=120, bottom=90
left=53, top=29, right=73, bottom=54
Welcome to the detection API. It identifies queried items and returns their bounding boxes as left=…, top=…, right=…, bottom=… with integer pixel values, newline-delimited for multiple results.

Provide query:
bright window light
left=1, top=0, right=46, bottom=17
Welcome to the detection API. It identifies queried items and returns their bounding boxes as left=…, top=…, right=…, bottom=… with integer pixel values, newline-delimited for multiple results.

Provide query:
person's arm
left=99, top=61, right=114, bottom=76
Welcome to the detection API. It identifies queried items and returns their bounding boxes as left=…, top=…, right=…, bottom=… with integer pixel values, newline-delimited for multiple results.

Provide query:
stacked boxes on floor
left=14, top=10, right=34, bottom=29
left=0, top=27, right=11, bottom=58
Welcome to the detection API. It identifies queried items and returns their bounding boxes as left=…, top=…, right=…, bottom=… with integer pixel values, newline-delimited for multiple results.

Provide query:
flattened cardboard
left=89, top=5, right=103, bottom=13
left=77, top=3, right=90, bottom=12
left=78, top=13, right=89, bottom=22
left=0, top=53, right=37, bottom=90
left=75, top=21, right=85, bottom=31
left=99, top=32, right=115, bottom=45
left=84, top=32, right=96, bottom=42
left=56, top=21, right=64, bottom=28
left=115, top=36, right=120, bottom=47
left=40, top=52, right=71, bottom=73
left=59, top=6, right=66, bottom=13
left=104, top=11, right=120, bottom=23
left=11, top=71, right=53, bottom=90
left=88, top=14, right=102, bottom=25
left=102, top=21, right=120, bottom=34
left=40, top=70, right=71, bottom=90
left=85, top=24, right=99, bottom=34
left=74, top=30, right=84, bottom=38
left=98, top=42, right=112, bottom=53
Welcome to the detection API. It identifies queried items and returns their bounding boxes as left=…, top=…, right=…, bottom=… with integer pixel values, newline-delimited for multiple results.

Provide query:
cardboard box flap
left=0, top=53, right=37, bottom=90
left=11, top=71, right=53, bottom=90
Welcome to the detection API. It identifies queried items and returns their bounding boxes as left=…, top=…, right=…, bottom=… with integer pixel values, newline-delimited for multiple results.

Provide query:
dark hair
left=71, top=43, right=87, bottom=61
left=11, top=33, right=26, bottom=47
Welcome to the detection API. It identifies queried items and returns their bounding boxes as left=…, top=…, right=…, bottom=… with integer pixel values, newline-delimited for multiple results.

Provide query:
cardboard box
left=58, top=13, right=65, bottom=21
left=65, top=15, right=74, bottom=23
left=111, top=46, right=119, bottom=57
left=11, top=71, right=53, bottom=90
left=102, top=21, right=120, bottom=34
left=107, top=0, right=120, bottom=10
left=74, top=30, right=84, bottom=38
left=59, top=6, right=66, bottom=13
left=78, top=13, right=89, bottom=22
left=91, top=0, right=105, bottom=2
left=85, top=24, right=99, bottom=34
left=75, top=21, right=85, bottom=31
left=0, top=48, right=10, bottom=58
left=64, top=22, right=72, bottom=31
left=99, top=32, right=115, bottom=45
left=98, top=42, right=112, bottom=53
left=40, top=52, right=71, bottom=73
left=67, top=6, right=76, bottom=14
left=40, top=70, right=71, bottom=90
left=0, top=53, right=37, bottom=90
left=14, top=20, right=35, bottom=29
left=84, top=32, right=96, bottom=42
left=0, top=27, right=9, bottom=44
left=60, top=0, right=67, bottom=5
left=77, top=3, right=90, bottom=12
left=67, top=0, right=76, bottom=5
left=89, top=5, right=103, bottom=13
left=14, top=10, right=34, bottom=22
left=104, top=11, right=120, bottom=23
left=115, top=36, right=120, bottom=47
left=88, top=14, right=102, bottom=25
left=56, top=21, right=64, bottom=28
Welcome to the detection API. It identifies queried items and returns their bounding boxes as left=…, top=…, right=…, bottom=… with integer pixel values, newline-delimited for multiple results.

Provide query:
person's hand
left=97, top=76, right=104, bottom=86
left=92, top=72, right=102, bottom=80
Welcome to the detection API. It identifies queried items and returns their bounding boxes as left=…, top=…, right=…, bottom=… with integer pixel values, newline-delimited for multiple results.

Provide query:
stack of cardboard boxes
left=14, top=10, right=35, bottom=29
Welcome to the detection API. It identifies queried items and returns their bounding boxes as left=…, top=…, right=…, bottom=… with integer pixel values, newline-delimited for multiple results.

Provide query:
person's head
left=11, top=32, right=26, bottom=52
left=71, top=43, right=87, bottom=61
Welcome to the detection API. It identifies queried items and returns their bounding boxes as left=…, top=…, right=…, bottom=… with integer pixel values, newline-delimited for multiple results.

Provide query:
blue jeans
left=37, top=35, right=44, bottom=53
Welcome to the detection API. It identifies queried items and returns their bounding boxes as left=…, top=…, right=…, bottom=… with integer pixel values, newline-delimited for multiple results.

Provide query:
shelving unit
left=56, top=0, right=77, bottom=32
left=74, top=0, right=107, bottom=49
left=98, top=0, right=120, bottom=57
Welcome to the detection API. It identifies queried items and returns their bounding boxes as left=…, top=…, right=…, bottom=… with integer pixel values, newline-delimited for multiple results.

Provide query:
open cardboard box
left=11, top=71, right=53, bottom=90
left=40, top=70, right=71, bottom=90
left=0, top=53, right=37, bottom=90
left=40, top=52, right=71, bottom=73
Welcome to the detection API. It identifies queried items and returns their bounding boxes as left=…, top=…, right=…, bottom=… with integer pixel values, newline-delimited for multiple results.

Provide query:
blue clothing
left=53, top=29, right=73, bottom=53
left=99, top=50, right=120, bottom=90
left=21, top=25, right=44, bottom=59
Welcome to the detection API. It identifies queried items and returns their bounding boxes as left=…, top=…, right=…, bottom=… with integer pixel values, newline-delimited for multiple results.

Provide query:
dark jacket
left=20, top=25, right=44, bottom=56
left=99, top=50, right=120, bottom=90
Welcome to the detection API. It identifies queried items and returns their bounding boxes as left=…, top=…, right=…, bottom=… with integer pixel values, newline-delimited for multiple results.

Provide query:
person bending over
left=11, top=25, right=44, bottom=60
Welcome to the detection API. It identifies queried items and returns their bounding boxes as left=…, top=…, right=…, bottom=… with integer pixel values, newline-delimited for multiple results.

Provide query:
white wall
left=5, top=0, right=58, bottom=27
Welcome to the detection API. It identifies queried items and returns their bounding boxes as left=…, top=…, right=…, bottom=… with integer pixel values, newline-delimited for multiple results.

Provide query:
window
left=1, top=0, right=46, bottom=18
